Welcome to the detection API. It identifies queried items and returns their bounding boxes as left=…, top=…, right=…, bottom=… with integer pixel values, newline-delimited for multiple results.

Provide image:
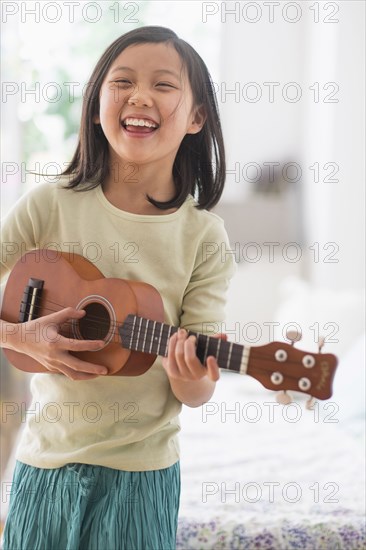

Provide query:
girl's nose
left=127, top=86, right=153, bottom=107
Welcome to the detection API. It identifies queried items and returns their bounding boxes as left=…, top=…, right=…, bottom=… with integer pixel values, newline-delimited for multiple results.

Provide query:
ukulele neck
left=119, top=314, right=249, bottom=374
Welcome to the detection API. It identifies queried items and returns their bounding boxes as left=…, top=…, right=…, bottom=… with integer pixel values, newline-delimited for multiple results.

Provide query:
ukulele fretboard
left=119, top=314, right=249, bottom=374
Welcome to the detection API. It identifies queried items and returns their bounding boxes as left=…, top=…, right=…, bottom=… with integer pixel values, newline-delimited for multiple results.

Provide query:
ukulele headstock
left=248, top=339, right=338, bottom=403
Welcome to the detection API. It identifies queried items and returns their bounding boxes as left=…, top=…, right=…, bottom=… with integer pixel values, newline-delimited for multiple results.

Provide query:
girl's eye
left=156, top=82, right=176, bottom=88
left=114, top=80, right=132, bottom=86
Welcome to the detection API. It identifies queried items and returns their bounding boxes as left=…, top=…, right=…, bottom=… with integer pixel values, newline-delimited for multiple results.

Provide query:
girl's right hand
left=4, top=307, right=107, bottom=381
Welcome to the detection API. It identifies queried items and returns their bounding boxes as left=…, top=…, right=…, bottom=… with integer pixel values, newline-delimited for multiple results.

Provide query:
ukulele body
left=1, top=250, right=165, bottom=376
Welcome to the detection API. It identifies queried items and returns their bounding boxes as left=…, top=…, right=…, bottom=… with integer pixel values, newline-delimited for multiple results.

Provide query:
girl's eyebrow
left=111, top=66, right=180, bottom=79
left=111, top=66, right=134, bottom=74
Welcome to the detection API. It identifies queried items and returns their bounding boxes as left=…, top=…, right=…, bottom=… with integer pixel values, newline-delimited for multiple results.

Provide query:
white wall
left=302, top=1, right=365, bottom=291
left=217, top=1, right=365, bottom=292
left=218, top=3, right=306, bottom=202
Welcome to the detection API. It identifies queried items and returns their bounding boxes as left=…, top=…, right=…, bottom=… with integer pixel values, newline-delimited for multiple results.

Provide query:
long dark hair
left=62, top=26, right=226, bottom=210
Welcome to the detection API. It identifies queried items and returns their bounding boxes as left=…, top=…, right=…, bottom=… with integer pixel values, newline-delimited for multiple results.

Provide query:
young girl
left=0, top=26, right=235, bottom=549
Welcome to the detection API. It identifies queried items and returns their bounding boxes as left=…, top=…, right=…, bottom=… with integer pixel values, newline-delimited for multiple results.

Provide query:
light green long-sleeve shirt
left=1, top=179, right=236, bottom=471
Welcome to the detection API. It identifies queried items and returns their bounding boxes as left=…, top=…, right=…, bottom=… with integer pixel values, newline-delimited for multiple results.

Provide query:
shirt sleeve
left=0, top=183, right=53, bottom=283
left=179, top=217, right=237, bottom=336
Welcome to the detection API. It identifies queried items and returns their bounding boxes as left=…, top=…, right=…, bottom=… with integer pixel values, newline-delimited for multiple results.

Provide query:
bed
left=176, top=332, right=365, bottom=549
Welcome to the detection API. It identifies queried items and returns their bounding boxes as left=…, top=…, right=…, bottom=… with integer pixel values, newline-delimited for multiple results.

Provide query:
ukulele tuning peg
left=318, top=336, right=326, bottom=353
left=276, top=390, right=293, bottom=405
left=305, top=396, right=316, bottom=410
left=286, top=329, right=302, bottom=346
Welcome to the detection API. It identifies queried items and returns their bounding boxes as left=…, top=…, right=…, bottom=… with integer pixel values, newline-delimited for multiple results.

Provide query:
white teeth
left=123, top=118, right=158, bottom=128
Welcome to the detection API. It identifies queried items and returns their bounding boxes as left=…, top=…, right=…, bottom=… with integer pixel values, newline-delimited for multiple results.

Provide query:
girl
left=0, top=26, right=235, bottom=549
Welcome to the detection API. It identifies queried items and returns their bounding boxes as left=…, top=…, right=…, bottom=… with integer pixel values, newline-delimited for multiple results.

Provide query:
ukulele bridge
left=19, top=278, right=44, bottom=322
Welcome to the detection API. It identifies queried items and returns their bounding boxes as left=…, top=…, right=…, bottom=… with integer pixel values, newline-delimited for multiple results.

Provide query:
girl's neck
left=102, top=159, right=178, bottom=215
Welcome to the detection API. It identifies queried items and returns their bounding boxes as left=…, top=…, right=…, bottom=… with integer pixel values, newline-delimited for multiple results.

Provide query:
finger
left=48, top=307, right=85, bottom=324
left=206, top=356, right=220, bottom=382
left=62, top=354, right=108, bottom=375
left=183, top=336, right=206, bottom=378
left=214, top=333, right=228, bottom=341
left=47, top=363, right=99, bottom=381
left=47, top=349, right=108, bottom=375
left=162, top=333, right=180, bottom=377
left=174, top=329, right=190, bottom=372
left=61, top=337, right=105, bottom=353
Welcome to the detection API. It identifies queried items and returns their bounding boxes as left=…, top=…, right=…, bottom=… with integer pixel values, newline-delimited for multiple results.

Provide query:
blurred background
left=1, top=1, right=365, bottom=547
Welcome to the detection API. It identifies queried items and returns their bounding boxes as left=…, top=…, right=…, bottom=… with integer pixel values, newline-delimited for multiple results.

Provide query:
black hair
left=62, top=26, right=226, bottom=210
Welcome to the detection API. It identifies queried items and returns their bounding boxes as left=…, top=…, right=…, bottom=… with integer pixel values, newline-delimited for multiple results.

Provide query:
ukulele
left=1, top=250, right=338, bottom=404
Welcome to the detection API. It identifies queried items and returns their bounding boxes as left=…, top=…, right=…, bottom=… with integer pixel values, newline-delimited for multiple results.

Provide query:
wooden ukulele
left=1, top=250, right=338, bottom=403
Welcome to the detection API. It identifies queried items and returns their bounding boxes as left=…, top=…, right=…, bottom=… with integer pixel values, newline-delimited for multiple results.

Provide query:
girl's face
left=95, top=42, right=205, bottom=168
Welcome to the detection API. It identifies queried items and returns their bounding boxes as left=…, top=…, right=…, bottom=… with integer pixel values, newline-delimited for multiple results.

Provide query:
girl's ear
left=93, top=114, right=100, bottom=124
left=187, top=104, right=207, bottom=135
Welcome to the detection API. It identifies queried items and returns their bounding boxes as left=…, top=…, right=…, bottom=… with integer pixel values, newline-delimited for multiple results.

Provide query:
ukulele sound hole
left=78, top=303, right=110, bottom=340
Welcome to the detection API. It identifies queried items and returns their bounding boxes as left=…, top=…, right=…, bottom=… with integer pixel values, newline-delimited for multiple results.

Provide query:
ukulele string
left=121, top=319, right=311, bottom=381
left=21, top=299, right=123, bottom=330
left=21, top=302, right=315, bottom=382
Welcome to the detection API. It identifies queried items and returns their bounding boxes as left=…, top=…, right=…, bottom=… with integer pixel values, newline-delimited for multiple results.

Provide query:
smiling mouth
left=121, top=117, right=159, bottom=134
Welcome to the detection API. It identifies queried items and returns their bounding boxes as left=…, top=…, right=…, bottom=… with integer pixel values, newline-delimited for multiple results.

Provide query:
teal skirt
left=3, top=460, right=180, bottom=550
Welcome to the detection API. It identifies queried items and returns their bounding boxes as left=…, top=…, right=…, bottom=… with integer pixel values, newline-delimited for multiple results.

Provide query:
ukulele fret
left=129, top=316, right=137, bottom=351
left=149, top=320, right=157, bottom=354
left=227, top=342, right=233, bottom=369
left=206, top=337, right=219, bottom=364
left=136, top=317, right=143, bottom=351
left=196, top=335, right=220, bottom=366
left=216, top=338, right=231, bottom=368
left=142, top=318, right=148, bottom=352
left=164, top=326, right=178, bottom=357
left=203, top=336, right=209, bottom=363
left=223, top=342, right=243, bottom=373
left=216, top=338, right=221, bottom=359
left=158, top=324, right=170, bottom=357
left=165, top=325, right=173, bottom=356
left=157, top=322, right=164, bottom=354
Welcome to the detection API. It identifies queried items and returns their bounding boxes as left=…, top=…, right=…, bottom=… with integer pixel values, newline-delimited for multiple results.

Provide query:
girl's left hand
left=162, top=328, right=227, bottom=382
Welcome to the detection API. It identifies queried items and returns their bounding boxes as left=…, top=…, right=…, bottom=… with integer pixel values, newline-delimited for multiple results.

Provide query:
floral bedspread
left=176, top=514, right=365, bottom=549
